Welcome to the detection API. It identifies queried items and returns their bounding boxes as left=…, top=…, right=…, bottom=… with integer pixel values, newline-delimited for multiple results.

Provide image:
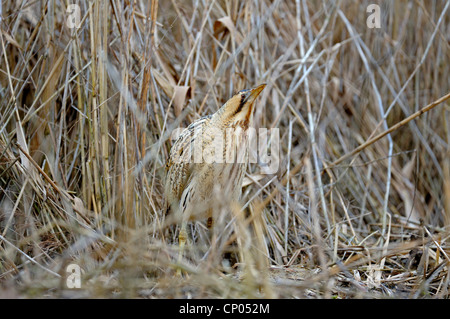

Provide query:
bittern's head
left=217, top=83, right=266, bottom=128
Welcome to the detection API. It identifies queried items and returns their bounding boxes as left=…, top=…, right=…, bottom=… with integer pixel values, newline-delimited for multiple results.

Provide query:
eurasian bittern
left=164, top=83, right=266, bottom=267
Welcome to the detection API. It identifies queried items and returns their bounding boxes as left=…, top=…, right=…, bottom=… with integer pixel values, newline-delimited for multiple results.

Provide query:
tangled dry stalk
left=0, top=0, right=449, bottom=298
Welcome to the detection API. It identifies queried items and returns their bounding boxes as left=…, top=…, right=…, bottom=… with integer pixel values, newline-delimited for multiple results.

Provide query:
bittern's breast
left=165, top=122, right=249, bottom=220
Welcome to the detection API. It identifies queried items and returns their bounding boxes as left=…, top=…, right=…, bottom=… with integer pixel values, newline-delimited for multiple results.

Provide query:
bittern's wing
left=164, top=115, right=211, bottom=212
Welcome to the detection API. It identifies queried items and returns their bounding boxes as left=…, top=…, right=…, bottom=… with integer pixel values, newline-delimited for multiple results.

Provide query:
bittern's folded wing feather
left=164, top=115, right=212, bottom=211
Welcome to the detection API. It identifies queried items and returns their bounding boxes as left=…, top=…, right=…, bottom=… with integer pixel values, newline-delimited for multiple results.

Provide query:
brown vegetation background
left=0, top=0, right=449, bottom=298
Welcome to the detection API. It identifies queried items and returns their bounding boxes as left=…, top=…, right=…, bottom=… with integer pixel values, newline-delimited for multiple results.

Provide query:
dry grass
left=0, top=0, right=449, bottom=298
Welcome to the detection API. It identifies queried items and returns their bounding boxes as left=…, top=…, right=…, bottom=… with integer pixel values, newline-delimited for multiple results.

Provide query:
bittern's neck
left=215, top=105, right=255, bottom=130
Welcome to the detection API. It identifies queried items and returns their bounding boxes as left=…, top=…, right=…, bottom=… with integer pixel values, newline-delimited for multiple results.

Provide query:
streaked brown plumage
left=165, top=84, right=266, bottom=221
left=164, top=84, right=266, bottom=266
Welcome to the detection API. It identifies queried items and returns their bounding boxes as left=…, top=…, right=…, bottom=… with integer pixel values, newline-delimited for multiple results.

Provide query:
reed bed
left=0, top=0, right=449, bottom=298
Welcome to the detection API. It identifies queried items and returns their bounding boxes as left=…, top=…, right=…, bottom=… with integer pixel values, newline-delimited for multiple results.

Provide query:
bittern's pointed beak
left=244, top=83, right=266, bottom=104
